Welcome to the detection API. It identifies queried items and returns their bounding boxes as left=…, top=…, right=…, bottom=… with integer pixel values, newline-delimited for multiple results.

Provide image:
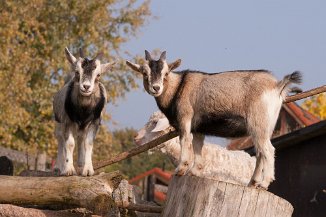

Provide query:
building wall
left=269, top=133, right=326, bottom=217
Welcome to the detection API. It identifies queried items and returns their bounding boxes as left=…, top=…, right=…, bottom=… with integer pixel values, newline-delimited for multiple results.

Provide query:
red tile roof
left=129, top=168, right=172, bottom=203
left=284, top=102, right=320, bottom=126
left=129, top=167, right=172, bottom=185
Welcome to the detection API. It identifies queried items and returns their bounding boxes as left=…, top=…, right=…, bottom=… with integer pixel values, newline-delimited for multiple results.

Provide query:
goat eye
left=97, top=74, right=101, bottom=78
left=75, top=71, right=80, bottom=75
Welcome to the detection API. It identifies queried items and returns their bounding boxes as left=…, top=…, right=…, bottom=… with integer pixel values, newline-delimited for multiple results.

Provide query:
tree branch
left=93, top=129, right=178, bottom=170
left=284, top=85, right=326, bottom=103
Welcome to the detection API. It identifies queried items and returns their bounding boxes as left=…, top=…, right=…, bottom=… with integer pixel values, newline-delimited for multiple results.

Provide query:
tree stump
left=162, top=175, right=293, bottom=217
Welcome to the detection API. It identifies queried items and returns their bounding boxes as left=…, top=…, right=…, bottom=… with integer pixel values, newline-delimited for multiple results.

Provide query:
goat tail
left=278, top=71, right=302, bottom=99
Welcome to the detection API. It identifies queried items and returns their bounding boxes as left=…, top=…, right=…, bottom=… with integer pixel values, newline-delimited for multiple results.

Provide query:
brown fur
left=126, top=51, right=302, bottom=189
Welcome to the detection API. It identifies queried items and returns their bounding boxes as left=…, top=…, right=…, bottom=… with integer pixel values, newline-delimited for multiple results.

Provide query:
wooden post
left=162, top=175, right=293, bottom=217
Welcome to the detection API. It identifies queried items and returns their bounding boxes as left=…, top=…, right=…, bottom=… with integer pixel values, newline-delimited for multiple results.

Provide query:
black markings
left=81, top=58, right=97, bottom=77
left=149, top=60, right=164, bottom=83
left=64, top=82, right=106, bottom=129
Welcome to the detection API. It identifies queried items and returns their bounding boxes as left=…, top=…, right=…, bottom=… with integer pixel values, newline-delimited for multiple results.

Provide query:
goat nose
left=83, top=84, right=90, bottom=90
left=153, top=85, right=160, bottom=92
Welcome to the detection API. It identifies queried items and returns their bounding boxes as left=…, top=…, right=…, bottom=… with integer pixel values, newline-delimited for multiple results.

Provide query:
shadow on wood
left=162, top=175, right=293, bottom=217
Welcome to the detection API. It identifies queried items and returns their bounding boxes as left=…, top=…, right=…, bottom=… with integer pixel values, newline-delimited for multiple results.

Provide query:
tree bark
left=162, top=175, right=293, bottom=217
left=0, top=172, right=123, bottom=216
left=0, top=172, right=163, bottom=216
left=0, top=204, right=99, bottom=217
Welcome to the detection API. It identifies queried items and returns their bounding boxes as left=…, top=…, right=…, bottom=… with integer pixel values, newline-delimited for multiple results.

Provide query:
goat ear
left=168, top=59, right=181, bottom=71
left=101, top=62, right=115, bottom=73
left=126, top=61, right=141, bottom=73
left=151, top=118, right=170, bottom=132
left=65, top=47, right=77, bottom=65
left=145, top=50, right=152, bottom=61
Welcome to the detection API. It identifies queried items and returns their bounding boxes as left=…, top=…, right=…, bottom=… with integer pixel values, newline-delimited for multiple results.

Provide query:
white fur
left=151, top=118, right=170, bottom=132
left=54, top=48, right=109, bottom=176
left=262, top=90, right=283, bottom=136
left=61, top=132, right=76, bottom=175
left=135, top=111, right=256, bottom=185
left=82, top=129, right=95, bottom=176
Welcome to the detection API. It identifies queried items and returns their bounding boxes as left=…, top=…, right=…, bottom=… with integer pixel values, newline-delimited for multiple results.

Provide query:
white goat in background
left=135, top=111, right=256, bottom=186
left=53, top=48, right=114, bottom=176
left=127, top=50, right=302, bottom=189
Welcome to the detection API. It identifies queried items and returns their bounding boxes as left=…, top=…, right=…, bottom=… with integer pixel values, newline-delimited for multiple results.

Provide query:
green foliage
left=97, top=128, right=174, bottom=179
left=0, top=0, right=151, bottom=157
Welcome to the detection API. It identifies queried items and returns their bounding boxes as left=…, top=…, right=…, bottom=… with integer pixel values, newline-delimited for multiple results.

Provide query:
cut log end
left=162, top=175, right=293, bottom=217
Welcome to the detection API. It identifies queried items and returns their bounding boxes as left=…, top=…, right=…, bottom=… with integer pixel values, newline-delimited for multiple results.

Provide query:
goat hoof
left=189, top=164, right=203, bottom=176
left=248, top=180, right=268, bottom=190
left=175, top=162, right=191, bottom=176
left=61, top=165, right=77, bottom=176
left=81, top=164, right=94, bottom=176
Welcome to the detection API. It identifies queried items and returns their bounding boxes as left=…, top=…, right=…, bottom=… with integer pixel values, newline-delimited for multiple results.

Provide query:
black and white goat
left=53, top=48, right=114, bottom=176
left=126, top=51, right=302, bottom=188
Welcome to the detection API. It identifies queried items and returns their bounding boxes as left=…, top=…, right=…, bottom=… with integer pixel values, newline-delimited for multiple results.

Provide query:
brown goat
left=126, top=51, right=302, bottom=189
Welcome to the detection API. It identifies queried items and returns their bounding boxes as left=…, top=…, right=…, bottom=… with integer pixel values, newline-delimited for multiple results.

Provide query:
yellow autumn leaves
left=302, top=93, right=326, bottom=120
left=0, top=0, right=151, bottom=158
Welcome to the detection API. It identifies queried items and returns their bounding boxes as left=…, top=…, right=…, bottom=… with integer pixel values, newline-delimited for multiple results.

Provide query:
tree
left=0, top=0, right=151, bottom=157
left=302, top=93, right=326, bottom=120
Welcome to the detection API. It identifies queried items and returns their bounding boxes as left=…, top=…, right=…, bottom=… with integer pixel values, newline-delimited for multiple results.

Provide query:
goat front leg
left=81, top=128, right=95, bottom=176
left=189, top=134, right=205, bottom=176
left=175, top=120, right=194, bottom=176
left=54, top=124, right=64, bottom=173
left=61, top=130, right=76, bottom=176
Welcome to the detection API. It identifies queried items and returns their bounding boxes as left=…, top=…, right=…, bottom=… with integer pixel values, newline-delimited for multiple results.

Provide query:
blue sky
left=108, top=0, right=326, bottom=140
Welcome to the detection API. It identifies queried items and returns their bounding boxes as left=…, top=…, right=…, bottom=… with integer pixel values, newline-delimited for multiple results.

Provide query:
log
left=0, top=204, right=98, bottom=217
left=162, top=175, right=293, bottom=217
left=0, top=172, right=123, bottom=216
left=0, top=172, right=162, bottom=216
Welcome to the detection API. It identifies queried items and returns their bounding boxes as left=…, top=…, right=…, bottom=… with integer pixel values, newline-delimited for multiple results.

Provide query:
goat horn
left=159, top=51, right=166, bottom=61
left=145, top=50, right=152, bottom=61
left=79, top=48, right=84, bottom=58
left=94, top=52, right=103, bottom=60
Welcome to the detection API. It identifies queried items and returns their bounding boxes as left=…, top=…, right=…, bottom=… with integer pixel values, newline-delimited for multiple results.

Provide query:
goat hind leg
left=260, top=141, right=275, bottom=188
left=249, top=137, right=275, bottom=189
left=77, top=135, right=85, bottom=168
left=248, top=151, right=264, bottom=188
